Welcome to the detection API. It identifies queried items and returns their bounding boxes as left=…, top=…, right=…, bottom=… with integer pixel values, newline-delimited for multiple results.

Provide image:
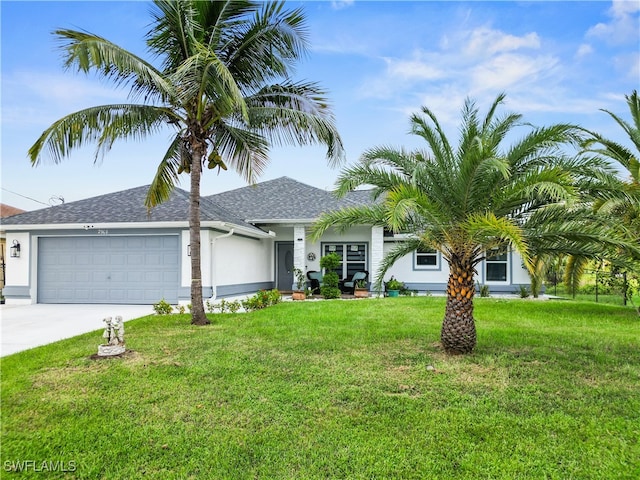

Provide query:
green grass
left=546, top=283, right=640, bottom=307
left=2, top=298, right=639, bottom=479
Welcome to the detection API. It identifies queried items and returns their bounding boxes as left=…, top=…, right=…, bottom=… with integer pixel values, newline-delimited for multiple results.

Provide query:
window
left=485, top=251, right=508, bottom=282
left=414, top=247, right=439, bottom=270
left=323, top=243, right=367, bottom=279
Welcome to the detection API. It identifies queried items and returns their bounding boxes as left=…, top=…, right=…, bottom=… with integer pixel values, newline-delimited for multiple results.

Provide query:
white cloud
left=383, top=55, right=444, bottom=82
left=465, top=28, right=541, bottom=57
left=470, top=54, right=559, bottom=94
left=611, top=0, right=640, bottom=17
left=612, top=51, right=640, bottom=80
left=586, top=0, right=640, bottom=45
left=576, top=43, right=594, bottom=58
left=331, top=1, right=355, bottom=10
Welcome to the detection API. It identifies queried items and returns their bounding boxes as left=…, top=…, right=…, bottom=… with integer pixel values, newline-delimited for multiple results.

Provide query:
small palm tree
left=28, top=0, right=344, bottom=325
left=312, top=94, right=623, bottom=354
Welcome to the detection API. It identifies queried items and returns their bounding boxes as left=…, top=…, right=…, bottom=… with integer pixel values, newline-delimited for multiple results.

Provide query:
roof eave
left=3, top=220, right=272, bottom=238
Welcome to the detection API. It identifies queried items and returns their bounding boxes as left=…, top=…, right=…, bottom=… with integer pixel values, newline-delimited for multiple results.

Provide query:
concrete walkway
left=0, top=304, right=154, bottom=357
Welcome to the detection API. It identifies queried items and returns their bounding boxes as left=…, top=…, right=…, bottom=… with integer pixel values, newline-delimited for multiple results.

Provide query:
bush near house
left=319, top=252, right=342, bottom=299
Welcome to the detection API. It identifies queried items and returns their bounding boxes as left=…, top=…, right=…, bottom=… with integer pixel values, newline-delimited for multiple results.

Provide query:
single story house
left=2, top=177, right=531, bottom=305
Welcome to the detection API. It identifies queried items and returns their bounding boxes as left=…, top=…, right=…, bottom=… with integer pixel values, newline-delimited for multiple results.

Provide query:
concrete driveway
left=0, top=304, right=154, bottom=357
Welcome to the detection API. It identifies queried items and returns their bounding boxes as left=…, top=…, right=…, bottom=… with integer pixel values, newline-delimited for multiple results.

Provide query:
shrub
left=205, top=300, right=216, bottom=313
left=242, top=289, right=282, bottom=312
left=153, top=299, right=173, bottom=315
left=321, top=271, right=341, bottom=299
left=478, top=283, right=490, bottom=297
left=516, top=285, right=530, bottom=298
left=207, top=298, right=246, bottom=313
left=319, top=252, right=342, bottom=271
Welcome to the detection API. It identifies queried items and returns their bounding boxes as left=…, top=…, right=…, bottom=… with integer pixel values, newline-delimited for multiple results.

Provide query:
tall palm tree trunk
left=441, top=259, right=476, bottom=354
left=189, top=142, right=209, bottom=326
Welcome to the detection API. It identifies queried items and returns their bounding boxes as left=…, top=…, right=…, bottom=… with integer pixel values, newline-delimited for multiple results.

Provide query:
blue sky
left=1, top=0, right=639, bottom=211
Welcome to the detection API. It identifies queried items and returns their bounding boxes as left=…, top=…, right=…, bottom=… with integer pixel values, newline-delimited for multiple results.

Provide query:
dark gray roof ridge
left=205, top=176, right=374, bottom=221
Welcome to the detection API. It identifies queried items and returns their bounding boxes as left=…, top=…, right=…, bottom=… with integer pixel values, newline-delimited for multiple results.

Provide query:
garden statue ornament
left=97, top=316, right=126, bottom=356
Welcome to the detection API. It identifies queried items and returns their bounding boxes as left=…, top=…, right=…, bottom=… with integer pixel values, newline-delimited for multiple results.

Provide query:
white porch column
left=370, top=226, right=384, bottom=293
left=293, top=225, right=307, bottom=288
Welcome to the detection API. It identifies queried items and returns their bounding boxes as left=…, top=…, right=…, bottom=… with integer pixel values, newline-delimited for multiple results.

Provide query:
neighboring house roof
left=1, top=185, right=265, bottom=235
left=0, top=204, right=26, bottom=218
left=206, top=176, right=373, bottom=222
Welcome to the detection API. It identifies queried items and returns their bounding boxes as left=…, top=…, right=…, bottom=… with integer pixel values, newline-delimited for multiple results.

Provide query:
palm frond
left=244, top=81, right=344, bottom=165
left=54, top=29, right=174, bottom=103
left=29, top=104, right=176, bottom=165
left=145, top=134, right=184, bottom=210
left=564, top=255, right=589, bottom=296
left=374, top=238, right=424, bottom=292
left=208, top=121, right=269, bottom=183
left=464, top=212, right=531, bottom=272
left=310, top=204, right=387, bottom=240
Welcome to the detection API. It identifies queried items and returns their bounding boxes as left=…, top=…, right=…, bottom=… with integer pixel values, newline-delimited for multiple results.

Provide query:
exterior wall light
left=10, top=240, right=21, bottom=258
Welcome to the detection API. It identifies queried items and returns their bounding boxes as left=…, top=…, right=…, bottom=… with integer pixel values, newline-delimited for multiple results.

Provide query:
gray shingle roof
left=1, top=185, right=261, bottom=233
left=206, top=176, right=373, bottom=221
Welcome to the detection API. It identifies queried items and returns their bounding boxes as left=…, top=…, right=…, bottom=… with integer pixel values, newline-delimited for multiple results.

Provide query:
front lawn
left=2, top=298, right=639, bottom=479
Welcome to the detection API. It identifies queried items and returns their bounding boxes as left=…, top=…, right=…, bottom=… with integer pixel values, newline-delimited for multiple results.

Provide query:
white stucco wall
left=212, top=233, right=273, bottom=286
left=383, top=241, right=532, bottom=289
left=509, top=252, right=531, bottom=285
left=181, top=229, right=273, bottom=292
left=382, top=240, right=450, bottom=284
left=4, top=232, right=30, bottom=287
left=181, top=230, right=214, bottom=287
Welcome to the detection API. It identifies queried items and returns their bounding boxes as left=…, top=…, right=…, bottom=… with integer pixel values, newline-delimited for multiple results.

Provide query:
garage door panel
left=38, top=235, right=179, bottom=304
left=127, top=271, right=144, bottom=282
left=127, top=238, right=145, bottom=248
left=127, top=254, right=144, bottom=265
left=76, top=254, right=91, bottom=265
left=163, top=271, right=179, bottom=282
left=109, top=238, right=127, bottom=248
left=110, top=254, right=126, bottom=265
left=74, top=272, right=90, bottom=282
left=58, top=254, right=74, bottom=266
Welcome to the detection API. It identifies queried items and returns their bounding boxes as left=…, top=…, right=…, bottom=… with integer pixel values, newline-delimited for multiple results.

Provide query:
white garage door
left=38, top=236, right=180, bottom=304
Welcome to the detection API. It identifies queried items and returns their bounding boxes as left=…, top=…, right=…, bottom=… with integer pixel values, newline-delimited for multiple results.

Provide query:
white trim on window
left=484, top=250, right=509, bottom=283
left=321, top=243, right=368, bottom=280
left=413, top=247, right=440, bottom=271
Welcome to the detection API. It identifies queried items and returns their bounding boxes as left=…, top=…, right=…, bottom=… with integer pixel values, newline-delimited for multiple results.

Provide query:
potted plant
left=354, top=279, right=369, bottom=298
left=386, top=277, right=403, bottom=297
left=292, top=268, right=307, bottom=300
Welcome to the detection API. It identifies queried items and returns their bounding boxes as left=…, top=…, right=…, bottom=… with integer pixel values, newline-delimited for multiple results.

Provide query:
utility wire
left=1, top=187, right=50, bottom=206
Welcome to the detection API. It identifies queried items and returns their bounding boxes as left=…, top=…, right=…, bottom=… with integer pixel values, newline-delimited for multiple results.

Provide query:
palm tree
left=28, top=0, right=344, bottom=325
left=567, top=90, right=640, bottom=300
left=582, top=90, right=640, bottom=235
left=311, top=94, right=624, bottom=354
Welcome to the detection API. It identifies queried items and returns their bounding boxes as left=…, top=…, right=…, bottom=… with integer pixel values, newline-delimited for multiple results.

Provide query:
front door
left=276, top=242, right=294, bottom=290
